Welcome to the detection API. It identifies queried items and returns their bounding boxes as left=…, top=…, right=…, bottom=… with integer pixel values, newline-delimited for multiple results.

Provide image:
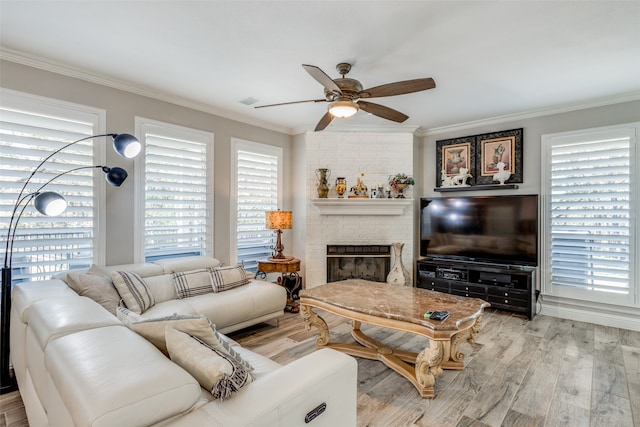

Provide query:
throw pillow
left=67, top=265, right=121, bottom=314
left=111, top=270, right=155, bottom=314
left=173, top=268, right=215, bottom=299
left=116, top=308, right=253, bottom=372
left=211, top=265, right=249, bottom=293
left=165, top=327, right=252, bottom=400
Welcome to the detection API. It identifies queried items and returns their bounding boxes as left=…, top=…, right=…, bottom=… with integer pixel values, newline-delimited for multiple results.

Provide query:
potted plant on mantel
left=389, top=173, right=415, bottom=198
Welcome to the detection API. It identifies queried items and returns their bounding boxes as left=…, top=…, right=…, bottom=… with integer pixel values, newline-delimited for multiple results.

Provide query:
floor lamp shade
left=265, top=210, right=293, bottom=261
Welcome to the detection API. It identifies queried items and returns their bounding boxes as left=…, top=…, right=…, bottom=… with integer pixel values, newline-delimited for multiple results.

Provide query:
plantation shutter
left=142, top=132, right=209, bottom=260
left=236, top=149, right=278, bottom=272
left=1, top=97, right=100, bottom=284
left=547, top=128, right=633, bottom=295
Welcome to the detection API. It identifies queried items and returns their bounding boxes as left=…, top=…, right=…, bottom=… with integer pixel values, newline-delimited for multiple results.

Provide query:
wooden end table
left=257, top=257, right=302, bottom=313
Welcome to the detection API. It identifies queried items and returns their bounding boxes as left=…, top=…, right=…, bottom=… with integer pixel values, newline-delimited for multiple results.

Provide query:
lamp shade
left=33, top=192, right=67, bottom=216
left=102, top=166, right=128, bottom=186
left=112, top=133, right=141, bottom=159
left=328, top=99, right=359, bottom=118
left=265, top=210, right=292, bottom=230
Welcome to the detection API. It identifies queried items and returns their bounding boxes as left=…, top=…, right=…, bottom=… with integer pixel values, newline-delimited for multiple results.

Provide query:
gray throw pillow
left=66, top=264, right=121, bottom=314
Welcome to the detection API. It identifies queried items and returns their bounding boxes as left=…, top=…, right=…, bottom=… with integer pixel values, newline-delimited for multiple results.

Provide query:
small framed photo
left=436, top=136, right=476, bottom=187
left=475, top=128, right=523, bottom=184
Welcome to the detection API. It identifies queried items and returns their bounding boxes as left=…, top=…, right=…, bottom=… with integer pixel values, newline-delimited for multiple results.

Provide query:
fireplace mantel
left=311, top=198, right=413, bottom=215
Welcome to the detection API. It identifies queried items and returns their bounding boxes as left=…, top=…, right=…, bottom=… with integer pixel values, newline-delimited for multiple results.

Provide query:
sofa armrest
left=166, top=348, right=358, bottom=427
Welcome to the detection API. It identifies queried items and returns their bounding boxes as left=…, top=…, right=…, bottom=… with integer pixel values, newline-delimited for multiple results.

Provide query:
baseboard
left=539, top=295, right=640, bottom=331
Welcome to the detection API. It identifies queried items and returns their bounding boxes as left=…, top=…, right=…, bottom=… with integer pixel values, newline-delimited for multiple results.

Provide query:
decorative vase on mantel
left=316, top=168, right=330, bottom=198
left=386, top=242, right=409, bottom=286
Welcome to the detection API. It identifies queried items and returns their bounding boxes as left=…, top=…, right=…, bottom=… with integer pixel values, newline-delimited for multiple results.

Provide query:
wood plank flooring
left=2, top=309, right=639, bottom=426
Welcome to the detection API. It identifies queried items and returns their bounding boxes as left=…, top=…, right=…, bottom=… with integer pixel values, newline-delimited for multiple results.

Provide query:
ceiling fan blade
left=357, top=101, right=409, bottom=123
left=255, top=99, right=327, bottom=109
left=314, top=111, right=334, bottom=131
left=360, top=78, right=436, bottom=98
left=302, top=64, right=342, bottom=94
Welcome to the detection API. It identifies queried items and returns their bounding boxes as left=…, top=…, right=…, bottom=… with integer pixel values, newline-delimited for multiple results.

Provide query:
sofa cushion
left=211, top=265, right=249, bottom=292
left=154, top=255, right=222, bottom=274
left=116, top=308, right=252, bottom=371
left=111, top=271, right=155, bottom=314
left=29, top=297, right=121, bottom=350
left=66, top=265, right=121, bottom=314
left=184, top=280, right=286, bottom=331
left=45, top=325, right=200, bottom=427
left=165, top=327, right=252, bottom=400
left=173, top=268, right=215, bottom=299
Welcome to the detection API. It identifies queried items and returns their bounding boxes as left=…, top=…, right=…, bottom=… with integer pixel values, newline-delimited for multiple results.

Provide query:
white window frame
left=133, top=117, right=214, bottom=263
left=230, top=138, right=283, bottom=267
left=541, top=122, right=639, bottom=307
left=0, top=88, right=107, bottom=279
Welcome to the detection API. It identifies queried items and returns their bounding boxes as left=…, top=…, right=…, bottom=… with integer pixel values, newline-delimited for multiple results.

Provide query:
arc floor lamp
left=0, top=133, right=141, bottom=394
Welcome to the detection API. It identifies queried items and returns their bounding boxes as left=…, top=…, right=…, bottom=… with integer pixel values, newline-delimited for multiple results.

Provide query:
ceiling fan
left=255, top=63, right=436, bottom=131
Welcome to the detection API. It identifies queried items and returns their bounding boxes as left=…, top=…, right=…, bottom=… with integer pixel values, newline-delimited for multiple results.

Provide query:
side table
left=256, top=258, right=302, bottom=313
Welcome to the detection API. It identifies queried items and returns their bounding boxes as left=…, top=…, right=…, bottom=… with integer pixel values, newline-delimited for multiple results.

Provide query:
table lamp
left=265, top=210, right=293, bottom=261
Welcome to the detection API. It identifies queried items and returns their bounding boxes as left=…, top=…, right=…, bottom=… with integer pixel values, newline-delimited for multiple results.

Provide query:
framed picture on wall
left=475, top=128, right=523, bottom=184
left=435, top=136, right=476, bottom=187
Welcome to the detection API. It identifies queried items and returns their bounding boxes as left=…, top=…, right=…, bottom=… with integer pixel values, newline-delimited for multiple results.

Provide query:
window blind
left=1, top=103, right=98, bottom=284
left=142, top=132, right=209, bottom=260
left=236, top=149, right=278, bottom=271
left=548, top=134, right=631, bottom=294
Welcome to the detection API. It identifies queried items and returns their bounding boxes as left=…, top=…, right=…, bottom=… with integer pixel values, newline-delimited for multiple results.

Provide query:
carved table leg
left=415, top=340, right=448, bottom=398
left=440, top=314, right=485, bottom=370
left=300, top=304, right=329, bottom=346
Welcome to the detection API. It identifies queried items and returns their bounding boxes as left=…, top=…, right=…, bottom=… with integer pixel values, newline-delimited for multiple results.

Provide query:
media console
left=416, top=258, right=537, bottom=320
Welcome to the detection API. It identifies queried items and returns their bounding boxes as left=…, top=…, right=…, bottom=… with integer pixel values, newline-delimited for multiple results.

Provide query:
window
left=231, top=139, right=282, bottom=272
left=0, top=89, right=106, bottom=284
left=134, top=118, right=213, bottom=262
left=541, top=122, right=639, bottom=306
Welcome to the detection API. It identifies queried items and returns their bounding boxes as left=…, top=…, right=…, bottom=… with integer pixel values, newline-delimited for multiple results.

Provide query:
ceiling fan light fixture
left=328, top=99, right=359, bottom=118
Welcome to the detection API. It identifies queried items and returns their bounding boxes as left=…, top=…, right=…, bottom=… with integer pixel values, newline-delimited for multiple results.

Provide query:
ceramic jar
left=335, top=177, right=347, bottom=198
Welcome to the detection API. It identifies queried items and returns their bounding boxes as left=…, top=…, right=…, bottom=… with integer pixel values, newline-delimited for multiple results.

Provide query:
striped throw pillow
left=173, top=268, right=215, bottom=299
left=211, top=265, right=249, bottom=293
left=165, top=327, right=252, bottom=400
left=111, top=271, right=155, bottom=314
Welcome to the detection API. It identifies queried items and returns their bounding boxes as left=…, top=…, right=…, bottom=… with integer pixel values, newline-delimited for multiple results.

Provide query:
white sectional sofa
left=9, top=256, right=358, bottom=426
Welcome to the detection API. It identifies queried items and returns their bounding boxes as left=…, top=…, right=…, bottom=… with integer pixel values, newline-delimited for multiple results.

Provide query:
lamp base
left=268, top=256, right=294, bottom=262
left=1, top=378, right=18, bottom=395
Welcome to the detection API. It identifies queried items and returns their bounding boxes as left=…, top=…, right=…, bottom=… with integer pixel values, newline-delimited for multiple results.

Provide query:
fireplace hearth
left=326, top=245, right=391, bottom=283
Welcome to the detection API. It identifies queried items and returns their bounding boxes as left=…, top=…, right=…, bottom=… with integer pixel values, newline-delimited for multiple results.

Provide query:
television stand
left=416, top=258, right=537, bottom=320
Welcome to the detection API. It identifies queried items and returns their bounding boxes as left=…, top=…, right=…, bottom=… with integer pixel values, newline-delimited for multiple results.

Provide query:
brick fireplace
left=304, top=131, right=415, bottom=288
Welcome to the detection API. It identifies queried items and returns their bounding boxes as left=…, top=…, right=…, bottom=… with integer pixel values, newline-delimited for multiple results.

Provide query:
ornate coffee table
left=299, top=279, right=490, bottom=398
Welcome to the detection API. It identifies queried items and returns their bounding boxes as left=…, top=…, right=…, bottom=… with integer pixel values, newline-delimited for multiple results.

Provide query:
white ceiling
left=1, top=1, right=639, bottom=135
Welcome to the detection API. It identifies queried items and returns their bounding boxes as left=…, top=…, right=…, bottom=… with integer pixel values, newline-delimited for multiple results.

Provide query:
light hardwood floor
left=2, top=308, right=639, bottom=426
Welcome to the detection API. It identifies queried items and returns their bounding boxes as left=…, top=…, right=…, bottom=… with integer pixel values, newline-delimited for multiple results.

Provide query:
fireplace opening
left=327, top=245, right=391, bottom=283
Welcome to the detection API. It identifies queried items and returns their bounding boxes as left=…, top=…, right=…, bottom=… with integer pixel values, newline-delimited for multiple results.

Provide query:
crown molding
left=417, top=91, right=640, bottom=137
left=0, top=48, right=293, bottom=135
left=4, top=48, right=638, bottom=139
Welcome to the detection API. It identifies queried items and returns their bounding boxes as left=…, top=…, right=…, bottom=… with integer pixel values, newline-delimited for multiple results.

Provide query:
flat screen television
left=420, top=195, right=538, bottom=267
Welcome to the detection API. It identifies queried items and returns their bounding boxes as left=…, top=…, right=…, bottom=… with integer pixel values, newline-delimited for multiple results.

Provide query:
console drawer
left=417, top=278, right=449, bottom=293
left=486, top=287, right=528, bottom=299
left=449, top=282, right=485, bottom=299
left=487, top=295, right=529, bottom=308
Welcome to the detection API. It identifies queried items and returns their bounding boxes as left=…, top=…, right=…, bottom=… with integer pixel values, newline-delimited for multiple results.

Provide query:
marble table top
left=300, top=279, right=490, bottom=332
